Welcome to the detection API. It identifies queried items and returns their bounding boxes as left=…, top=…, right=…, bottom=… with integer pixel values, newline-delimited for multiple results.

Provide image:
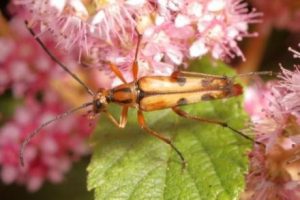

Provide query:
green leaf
left=87, top=58, right=250, bottom=200
left=0, top=92, right=22, bottom=123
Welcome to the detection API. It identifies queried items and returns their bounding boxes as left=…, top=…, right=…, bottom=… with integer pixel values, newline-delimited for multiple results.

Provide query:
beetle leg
left=132, top=61, right=139, bottom=81
left=172, top=106, right=263, bottom=145
left=132, top=33, right=142, bottom=81
left=105, top=106, right=128, bottom=128
left=137, top=110, right=186, bottom=168
left=108, top=63, right=127, bottom=84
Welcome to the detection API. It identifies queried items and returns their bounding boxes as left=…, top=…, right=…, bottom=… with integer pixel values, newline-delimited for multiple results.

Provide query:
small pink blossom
left=244, top=80, right=272, bottom=120
left=244, top=81, right=289, bottom=144
left=243, top=140, right=300, bottom=200
left=278, top=65, right=300, bottom=119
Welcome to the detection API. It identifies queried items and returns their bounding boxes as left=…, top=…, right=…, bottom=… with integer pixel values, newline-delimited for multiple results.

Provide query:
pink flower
left=243, top=140, right=300, bottom=200
left=278, top=65, right=300, bottom=119
left=157, top=0, right=262, bottom=61
left=0, top=16, right=95, bottom=192
left=0, top=17, right=77, bottom=97
left=244, top=80, right=272, bottom=120
left=0, top=94, right=92, bottom=192
left=243, top=64, right=300, bottom=199
left=244, top=81, right=289, bottom=143
left=13, top=0, right=152, bottom=55
left=13, top=0, right=261, bottom=78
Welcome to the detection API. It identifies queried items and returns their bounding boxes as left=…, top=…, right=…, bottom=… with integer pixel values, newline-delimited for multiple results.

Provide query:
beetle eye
left=95, top=100, right=102, bottom=110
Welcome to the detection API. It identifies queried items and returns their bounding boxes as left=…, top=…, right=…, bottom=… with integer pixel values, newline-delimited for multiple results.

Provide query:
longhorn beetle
left=20, top=22, right=268, bottom=168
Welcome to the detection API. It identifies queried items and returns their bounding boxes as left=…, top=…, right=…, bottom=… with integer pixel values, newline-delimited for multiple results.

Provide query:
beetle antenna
left=235, top=71, right=274, bottom=78
left=25, top=21, right=95, bottom=96
left=20, top=102, right=94, bottom=166
left=133, top=30, right=142, bottom=63
left=229, top=71, right=276, bottom=84
left=219, top=123, right=265, bottom=147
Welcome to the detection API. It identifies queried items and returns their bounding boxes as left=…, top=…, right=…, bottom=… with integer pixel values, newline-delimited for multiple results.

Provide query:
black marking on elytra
left=176, top=76, right=186, bottom=86
left=177, top=98, right=188, bottom=106
left=223, top=85, right=232, bottom=96
left=201, top=94, right=215, bottom=101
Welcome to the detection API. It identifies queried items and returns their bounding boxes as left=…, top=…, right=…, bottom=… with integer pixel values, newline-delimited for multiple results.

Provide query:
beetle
left=20, top=23, right=265, bottom=167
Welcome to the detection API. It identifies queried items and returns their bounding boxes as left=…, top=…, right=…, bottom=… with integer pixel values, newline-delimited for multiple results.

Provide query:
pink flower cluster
left=0, top=18, right=77, bottom=97
left=243, top=47, right=300, bottom=199
left=14, top=0, right=261, bottom=78
left=0, top=94, right=91, bottom=192
left=0, top=17, right=93, bottom=191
